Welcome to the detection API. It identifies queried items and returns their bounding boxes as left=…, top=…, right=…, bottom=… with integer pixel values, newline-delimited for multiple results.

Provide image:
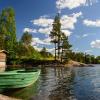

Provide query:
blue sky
left=0, top=0, right=100, bottom=56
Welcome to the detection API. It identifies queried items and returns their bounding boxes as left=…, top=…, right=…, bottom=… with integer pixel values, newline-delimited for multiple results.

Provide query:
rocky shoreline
left=6, top=60, right=95, bottom=68
left=42, top=60, right=94, bottom=67
left=65, top=60, right=94, bottom=67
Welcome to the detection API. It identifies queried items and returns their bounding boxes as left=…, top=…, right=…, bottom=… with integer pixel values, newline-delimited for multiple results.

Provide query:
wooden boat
left=0, top=69, right=41, bottom=88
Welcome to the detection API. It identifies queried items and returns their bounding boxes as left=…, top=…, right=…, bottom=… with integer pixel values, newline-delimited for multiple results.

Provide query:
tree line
left=0, top=7, right=100, bottom=65
left=49, top=13, right=100, bottom=64
left=0, top=7, right=53, bottom=65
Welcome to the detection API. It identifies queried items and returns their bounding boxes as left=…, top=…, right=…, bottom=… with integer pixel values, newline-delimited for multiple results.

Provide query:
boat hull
left=0, top=69, right=41, bottom=88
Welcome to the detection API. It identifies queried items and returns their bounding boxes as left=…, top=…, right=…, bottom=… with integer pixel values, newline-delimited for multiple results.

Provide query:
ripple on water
left=1, top=65, right=100, bottom=100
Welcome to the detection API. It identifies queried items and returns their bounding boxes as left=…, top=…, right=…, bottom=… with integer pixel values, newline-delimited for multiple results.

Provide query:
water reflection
left=0, top=81, right=39, bottom=100
left=32, top=67, right=76, bottom=100
left=0, top=65, right=100, bottom=100
left=49, top=69, right=75, bottom=100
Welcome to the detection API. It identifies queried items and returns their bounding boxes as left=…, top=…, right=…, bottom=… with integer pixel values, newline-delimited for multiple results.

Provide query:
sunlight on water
left=0, top=65, right=100, bottom=100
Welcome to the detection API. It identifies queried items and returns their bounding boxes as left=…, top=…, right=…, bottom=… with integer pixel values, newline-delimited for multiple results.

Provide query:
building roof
left=0, top=50, right=8, bottom=54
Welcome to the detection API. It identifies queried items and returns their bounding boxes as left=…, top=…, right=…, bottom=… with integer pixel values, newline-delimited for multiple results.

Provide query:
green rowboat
left=0, top=69, right=41, bottom=88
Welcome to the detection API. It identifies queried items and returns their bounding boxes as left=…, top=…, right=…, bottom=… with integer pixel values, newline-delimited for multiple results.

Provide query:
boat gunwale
left=0, top=69, right=41, bottom=75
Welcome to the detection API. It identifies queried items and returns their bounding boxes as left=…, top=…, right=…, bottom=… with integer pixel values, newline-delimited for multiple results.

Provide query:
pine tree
left=61, top=33, right=72, bottom=62
left=50, top=13, right=61, bottom=60
left=21, top=32, right=32, bottom=46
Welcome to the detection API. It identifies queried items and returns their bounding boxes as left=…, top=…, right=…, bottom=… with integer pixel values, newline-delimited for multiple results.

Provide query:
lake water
left=1, top=65, right=100, bottom=100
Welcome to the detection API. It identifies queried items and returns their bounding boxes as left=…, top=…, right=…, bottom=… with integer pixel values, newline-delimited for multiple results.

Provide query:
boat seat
left=17, top=69, right=38, bottom=73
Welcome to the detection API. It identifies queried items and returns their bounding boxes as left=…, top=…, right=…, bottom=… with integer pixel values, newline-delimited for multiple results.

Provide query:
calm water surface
left=1, top=65, right=100, bottom=100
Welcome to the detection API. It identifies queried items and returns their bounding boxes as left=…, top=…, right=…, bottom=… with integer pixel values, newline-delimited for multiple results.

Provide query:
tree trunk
left=58, top=38, right=60, bottom=60
left=55, top=43, right=57, bottom=61
left=61, top=48, right=63, bottom=62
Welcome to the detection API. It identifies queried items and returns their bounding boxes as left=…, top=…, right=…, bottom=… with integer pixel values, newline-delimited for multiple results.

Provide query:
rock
left=64, top=60, right=94, bottom=67
left=87, top=64, right=94, bottom=67
left=0, top=94, right=21, bottom=100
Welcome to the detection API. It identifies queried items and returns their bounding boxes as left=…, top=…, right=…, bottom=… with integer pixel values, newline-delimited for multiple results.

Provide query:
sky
left=0, top=0, right=100, bottom=56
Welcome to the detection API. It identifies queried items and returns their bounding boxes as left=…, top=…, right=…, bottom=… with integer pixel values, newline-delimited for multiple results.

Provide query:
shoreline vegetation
left=7, top=59, right=94, bottom=69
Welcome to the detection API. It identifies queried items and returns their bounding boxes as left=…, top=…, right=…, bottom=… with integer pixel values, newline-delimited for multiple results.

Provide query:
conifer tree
left=50, top=13, right=61, bottom=60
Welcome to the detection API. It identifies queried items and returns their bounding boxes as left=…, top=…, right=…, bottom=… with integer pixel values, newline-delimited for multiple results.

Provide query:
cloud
left=61, top=12, right=82, bottom=30
left=47, top=48, right=55, bottom=53
left=73, top=48, right=80, bottom=52
left=30, top=12, right=82, bottom=36
left=31, top=17, right=53, bottom=27
left=85, top=49, right=92, bottom=53
left=38, top=27, right=52, bottom=34
left=82, top=34, right=88, bottom=37
left=91, top=40, right=100, bottom=48
left=26, top=12, right=83, bottom=52
left=23, top=28, right=37, bottom=33
left=30, top=16, right=53, bottom=34
left=33, top=46, right=42, bottom=51
left=34, top=45, right=55, bottom=54
left=43, top=37, right=51, bottom=43
left=56, top=0, right=98, bottom=10
left=31, top=38, right=44, bottom=45
left=83, top=19, right=100, bottom=27
left=24, top=12, right=82, bottom=52
left=62, top=30, right=72, bottom=36
left=75, top=34, right=88, bottom=39
left=31, top=37, right=51, bottom=46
